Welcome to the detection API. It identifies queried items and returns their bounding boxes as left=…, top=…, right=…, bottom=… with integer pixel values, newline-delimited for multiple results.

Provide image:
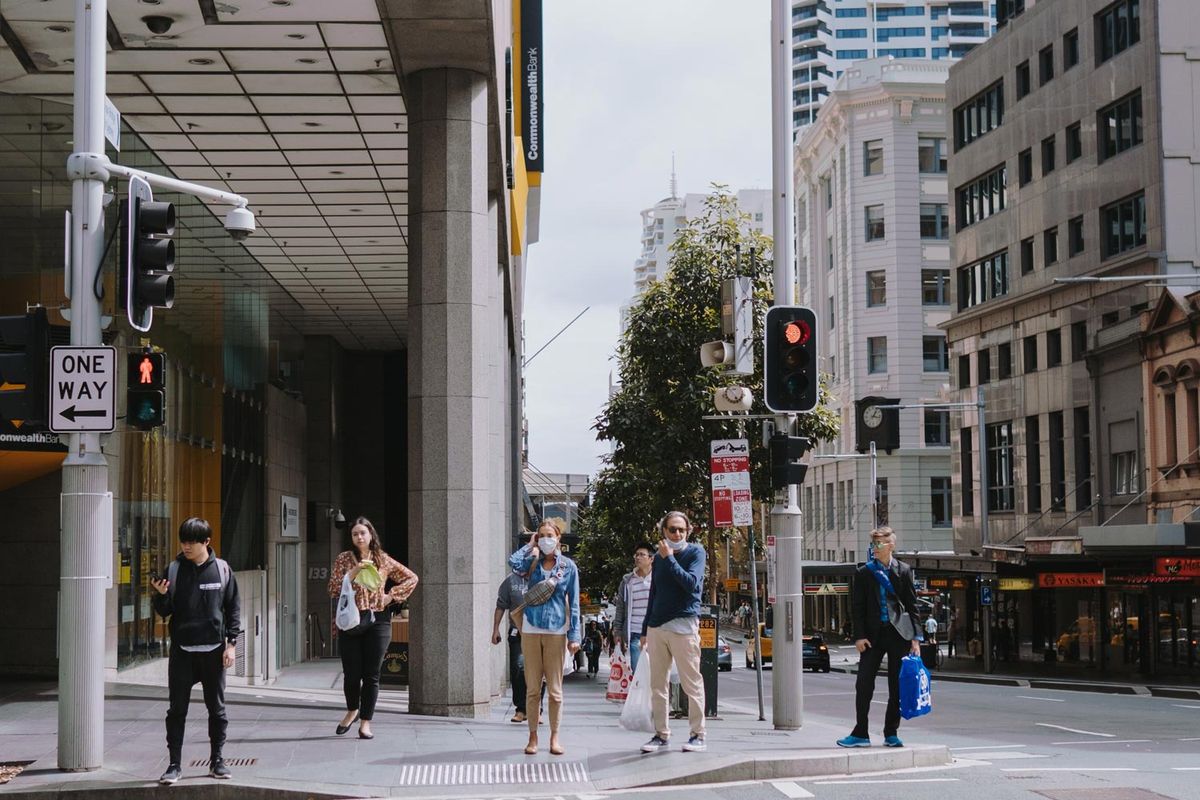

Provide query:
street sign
left=49, top=346, right=116, bottom=433
left=711, top=438, right=753, bottom=527
left=980, top=584, right=992, bottom=606
left=766, top=533, right=776, bottom=604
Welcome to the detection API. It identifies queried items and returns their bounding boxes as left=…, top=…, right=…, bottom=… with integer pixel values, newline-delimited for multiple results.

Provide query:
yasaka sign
left=711, top=438, right=752, bottom=527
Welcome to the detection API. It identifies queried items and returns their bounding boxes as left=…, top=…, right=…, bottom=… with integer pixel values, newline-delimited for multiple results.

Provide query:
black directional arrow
left=59, top=406, right=107, bottom=422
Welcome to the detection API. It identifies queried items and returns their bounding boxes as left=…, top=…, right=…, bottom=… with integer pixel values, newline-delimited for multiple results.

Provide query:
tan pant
left=521, top=633, right=566, bottom=735
left=647, top=626, right=706, bottom=739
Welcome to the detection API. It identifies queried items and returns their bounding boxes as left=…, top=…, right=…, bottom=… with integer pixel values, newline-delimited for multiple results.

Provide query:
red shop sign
left=1037, top=572, right=1104, bottom=588
left=1107, top=572, right=1195, bottom=586
left=1156, top=557, right=1200, bottom=577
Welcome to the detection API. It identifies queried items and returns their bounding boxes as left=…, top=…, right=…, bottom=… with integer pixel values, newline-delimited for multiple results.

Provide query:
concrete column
left=407, top=68, right=493, bottom=718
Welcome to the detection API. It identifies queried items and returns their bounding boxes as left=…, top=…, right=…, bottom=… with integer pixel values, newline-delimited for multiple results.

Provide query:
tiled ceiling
left=0, top=0, right=409, bottom=350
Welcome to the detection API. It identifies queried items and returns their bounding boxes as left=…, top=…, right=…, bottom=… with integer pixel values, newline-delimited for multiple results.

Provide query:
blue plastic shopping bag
left=899, top=654, right=932, bottom=720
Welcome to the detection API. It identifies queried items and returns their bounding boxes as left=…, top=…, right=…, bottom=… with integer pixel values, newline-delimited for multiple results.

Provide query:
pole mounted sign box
left=710, top=438, right=752, bottom=527
left=49, top=346, right=116, bottom=433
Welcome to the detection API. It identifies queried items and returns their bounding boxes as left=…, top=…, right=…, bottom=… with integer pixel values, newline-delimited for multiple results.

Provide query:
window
left=876, top=27, right=927, bottom=41
left=1023, top=335, right=1038, bottom=372
left=1041, top=135, right=1056, bottom=175
left=1101, top=192, right=1147, bottom=259
left=1112, top=450, right=1138, bottom=494
left=1102, top=310, right=1120, bottom=326
left=877, top=6, right=927, bottom=20
left=924, top=335, right=949, bottom=372
left=1069, top=216, right=1085, bottom=256
left=925, top=409, right=950, bottom=446
left=836, top=7, right=868, bottom=17
left=1016, top=60, right=1031, bottom=99
left=919, top=137, right=948, bottom=173
left=1066, top=122, right=1082, bottom=163
left=1074, top=407, right=1092, bottom=512
left=867, top=336, right=888, bottom=373
left=837, top=49, right=869, bottom=59
left=931, top=477, right=952, bottom=528
left=865, top=204, right=885, bottom=241
left=956, top=165, right=1007, bottom=228
left=864, top=139, right=884, bottom=176
left=998, top=342, right=1013, bottom=379
left=1163, top=392, right=1178, bottom=465
left=836, top=28, right=869, bottom=38
left=823, top=175, right=833, bottom=209
left=920, top=203, right=950, bottom=239
left=826, top=483, right=835, bottom=531
left=1098, top=91, right=1143, bottom=161
left=1044, top=226, right=1059, bottom=265
left=997, top=0, right=1026, bottom=27
left=958, top=354, right=971, bottom=389
left=977, top=348, right=991, bottom=385
left=878, top=48, right=928, bottom=58
left=1018, top=148, right=1033, bottom=186
left=1063, top=27, right=1080, bottom=70
left=867, top=270, right=887, bottom=306
left=1096, top=0, right=1141, bottom=65
left=1039, top=45, right=1055, bottom=85
left=1049, top=411, right=1066, bottom=509
left=953, top=81, right=1004, bottom=149
left=828, top=295, right=835, bottom=329
left=1047, top=328, right=1063, bottom=366
left=922, top=269, right=950, bottom=305
left=961, top=428, right=974, bottom=516
left=1026, top=415, right=1042, bottom=512
left=875, top=478, right=889, bottom=526
left=957, top=250, right=1009, bottom=310
left=1071, top=320, right=1088, bottom=360
left=986, top=421, right=1016, bottom=512
left=1020, top=237, right=1035, bottom=274
left=827, top=236, right=834, bottom=270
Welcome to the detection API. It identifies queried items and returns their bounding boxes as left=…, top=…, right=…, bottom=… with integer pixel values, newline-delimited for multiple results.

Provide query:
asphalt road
left=442, top=638, right=1200, bottom=800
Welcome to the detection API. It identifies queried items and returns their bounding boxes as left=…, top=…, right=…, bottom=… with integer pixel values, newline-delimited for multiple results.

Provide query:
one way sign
left=50, top=346, right=116, bottom=433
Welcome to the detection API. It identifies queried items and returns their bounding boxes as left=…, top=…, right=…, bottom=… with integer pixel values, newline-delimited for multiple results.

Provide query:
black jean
left=165, top=645, right=227, bottom=762
left=508, top=635, right=528, bottom=712
left=851, top=624, right=912, bottom=739
left=586, top=652, right=600, bottom=676
left=339, top=613, right=392, bottom=720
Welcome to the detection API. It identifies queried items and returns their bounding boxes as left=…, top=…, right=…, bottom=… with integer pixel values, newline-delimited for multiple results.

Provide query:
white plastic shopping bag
left=606, top=651, right=630, bottom=703
left=335, top=574, right=361, bottom=631
left=618, top=652, right=654, bottom=732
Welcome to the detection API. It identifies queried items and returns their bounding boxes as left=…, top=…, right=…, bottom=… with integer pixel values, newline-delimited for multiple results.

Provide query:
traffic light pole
left=770, top=0, right=804, bottom=731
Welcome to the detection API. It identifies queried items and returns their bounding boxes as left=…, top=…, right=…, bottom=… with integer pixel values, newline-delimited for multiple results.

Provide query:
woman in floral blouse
left=327, top=516, right=418, bottom=739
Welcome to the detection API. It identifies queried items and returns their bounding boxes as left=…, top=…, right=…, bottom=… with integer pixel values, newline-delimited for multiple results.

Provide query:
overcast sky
left=522, top=1, right=775, bottom=479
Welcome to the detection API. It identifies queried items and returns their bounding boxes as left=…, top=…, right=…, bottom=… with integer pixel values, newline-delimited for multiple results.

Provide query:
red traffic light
left=784, top=320, right=811, bottom=346
left=127, top=351, right=165, bottom=391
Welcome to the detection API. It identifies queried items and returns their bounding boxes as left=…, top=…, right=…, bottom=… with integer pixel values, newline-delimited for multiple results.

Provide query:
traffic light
left=769, top=433, right=810, bottom=490
left=764, top=305, right=818, bottom=413
left=121, top=175, right=175, bottom=333
left=700, top=277, right=753, bottom=376
left=126, top=350, right=165, bottom=430
left=0, top=307, right=50, bottom=426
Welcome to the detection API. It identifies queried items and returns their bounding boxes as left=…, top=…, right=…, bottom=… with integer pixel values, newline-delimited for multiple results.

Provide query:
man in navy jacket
left=639, top=511, right=707, bottom=754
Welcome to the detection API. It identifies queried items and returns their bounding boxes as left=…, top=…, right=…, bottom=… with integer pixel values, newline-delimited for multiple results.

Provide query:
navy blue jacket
left=641, top=543, right=706, bottom=634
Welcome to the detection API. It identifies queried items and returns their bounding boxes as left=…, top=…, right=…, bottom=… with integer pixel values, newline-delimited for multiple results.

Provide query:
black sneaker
left=208, top=757, right=231, bottom=779
left=682, top=735, right=707, bottom=752
left=159, top=763, right=182, bottom=785
left=641, top=735, right=669, bottom=753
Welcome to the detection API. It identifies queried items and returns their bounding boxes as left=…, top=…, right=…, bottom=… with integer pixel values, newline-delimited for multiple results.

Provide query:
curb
left=831, top=664, right=1200, bottom=696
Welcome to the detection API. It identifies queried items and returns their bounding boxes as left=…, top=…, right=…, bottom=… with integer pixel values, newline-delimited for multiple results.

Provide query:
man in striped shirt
left=613, top=542, right=654, bottom=673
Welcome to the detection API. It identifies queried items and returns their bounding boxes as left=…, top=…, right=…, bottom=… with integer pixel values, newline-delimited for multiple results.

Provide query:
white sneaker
left=682, top=735, right=707, bottom=752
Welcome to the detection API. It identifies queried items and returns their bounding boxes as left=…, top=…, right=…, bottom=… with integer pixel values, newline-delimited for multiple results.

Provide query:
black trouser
left=508, top=634, right=529, bottom=712
left=165, top=645, right=227, bottom=763
left=852, top=623, right=911, bottom=739
left=586, top=651, right=600, bottom=676
left=339, top=614, right=391, bottom=720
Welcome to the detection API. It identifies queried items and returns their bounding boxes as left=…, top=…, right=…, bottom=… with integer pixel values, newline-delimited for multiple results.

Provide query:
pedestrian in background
left=837, top=526, right=921, bottom=749
left=583, top=621, right=603, bottom=678
left=639, top=512, right=707, bottom=754
left=509, top=520, right=581, bottom=756
left=151, top=517, right=241, bottom=785
left=612, top=542, right=654, bottom=673
left=327, top=516, right=419, bottom=740
left=491, top=570, right=539, bottom=723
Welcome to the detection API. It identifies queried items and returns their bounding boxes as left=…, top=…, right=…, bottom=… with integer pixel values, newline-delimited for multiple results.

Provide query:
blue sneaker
left=883, top=735, right=904, bottom=747
left=836, top=735, right=871, bottom=748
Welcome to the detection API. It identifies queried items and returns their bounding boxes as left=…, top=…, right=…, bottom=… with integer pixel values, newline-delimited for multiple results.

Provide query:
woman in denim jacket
left=508, top=520, right=581, bottom=756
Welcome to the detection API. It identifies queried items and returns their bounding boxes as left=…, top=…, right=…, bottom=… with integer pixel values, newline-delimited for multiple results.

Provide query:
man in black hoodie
left=151, top=517, right=241, bottom=785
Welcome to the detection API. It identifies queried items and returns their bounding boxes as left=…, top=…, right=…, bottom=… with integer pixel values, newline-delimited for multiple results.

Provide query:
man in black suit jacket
left=837, top=526, right=922, bottom=748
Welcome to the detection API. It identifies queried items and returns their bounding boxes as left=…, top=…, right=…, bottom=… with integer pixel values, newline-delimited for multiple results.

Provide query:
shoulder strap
left=215, top=558, right=231, bottom=591
left=168, top=560, right=179, bottom=599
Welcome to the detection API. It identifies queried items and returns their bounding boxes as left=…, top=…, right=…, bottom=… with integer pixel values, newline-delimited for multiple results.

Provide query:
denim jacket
left=508, top=544, right=581, bottom=644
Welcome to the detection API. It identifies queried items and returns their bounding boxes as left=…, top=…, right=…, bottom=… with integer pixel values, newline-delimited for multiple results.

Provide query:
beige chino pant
left=647, top=625, right=706, bottom=740
left=521, top=632, right=566, bottom=735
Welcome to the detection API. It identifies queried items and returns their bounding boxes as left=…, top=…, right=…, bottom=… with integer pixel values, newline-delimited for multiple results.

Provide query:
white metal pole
left=770, top=0, right=803, bottom=730
left=59, top=0, right=110, bottom=771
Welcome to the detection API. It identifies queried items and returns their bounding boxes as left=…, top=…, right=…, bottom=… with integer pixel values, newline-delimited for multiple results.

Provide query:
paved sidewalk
left=0, top=658, right=948, bottom=799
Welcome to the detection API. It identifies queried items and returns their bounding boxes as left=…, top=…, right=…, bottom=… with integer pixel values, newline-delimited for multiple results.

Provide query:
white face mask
left=538, top=537, right=558, bottom=555
left=667, top=537, right=688, bottom=552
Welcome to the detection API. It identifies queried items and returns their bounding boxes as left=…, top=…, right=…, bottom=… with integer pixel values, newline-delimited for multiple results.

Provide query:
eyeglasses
left=666, top=526, right=687, bottom=533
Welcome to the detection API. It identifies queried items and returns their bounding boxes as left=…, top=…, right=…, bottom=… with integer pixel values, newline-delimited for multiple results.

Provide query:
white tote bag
left=618, top=653, right=654, bottom=732
left=335, top=574, right=362, bottom=632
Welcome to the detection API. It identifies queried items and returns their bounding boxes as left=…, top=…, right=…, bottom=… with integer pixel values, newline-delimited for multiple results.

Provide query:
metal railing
left=304, top=612, right=326, bottom=661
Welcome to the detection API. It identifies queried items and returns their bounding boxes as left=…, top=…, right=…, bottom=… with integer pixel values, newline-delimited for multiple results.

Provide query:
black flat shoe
left=358, top=729, right=374, bottom=740
left=336, top=712, right=360, bottom=735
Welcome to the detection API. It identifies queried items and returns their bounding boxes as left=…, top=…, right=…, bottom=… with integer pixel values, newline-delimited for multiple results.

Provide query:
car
left=746, top=623, right=773, bottom=669
left=717, top=636, right=732, bottom=671
left=803, top=634, right=831, bottom=672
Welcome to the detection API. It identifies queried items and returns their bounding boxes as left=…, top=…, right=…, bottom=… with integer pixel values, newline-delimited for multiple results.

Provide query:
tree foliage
left=575, top=188, right=840, bottom=598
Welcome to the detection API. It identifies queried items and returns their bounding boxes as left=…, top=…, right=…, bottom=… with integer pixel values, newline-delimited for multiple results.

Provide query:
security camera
left=224, top=206, right=256, bottom=241
left=142, top=16, right=174, bottom=35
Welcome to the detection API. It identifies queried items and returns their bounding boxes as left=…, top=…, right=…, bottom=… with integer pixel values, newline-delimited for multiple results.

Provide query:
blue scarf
left=866, top=558, right=896, bottom=623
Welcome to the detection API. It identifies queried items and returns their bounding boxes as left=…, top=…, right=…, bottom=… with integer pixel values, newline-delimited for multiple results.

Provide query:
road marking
left=1181, top=737, right=1200, bottom=741
left=966, top=752, right=1051, bottom=760
left=1034, top=722, right=1113, bottom=737
left=1051, top=739, right=1151, bottom=745
left=815, top=778, right=960, bottom=785
left=771, top=781, right=815, bottom=798
left=1172, top=704, right=1200, bottom=709
left=951, top=744, right=1027, bottom=751
left=1016, top=695, right=1065, bottom=702
left=1001, top=768, right=1136, bottom=772
left=1173, top=767, right=1200, bottom=771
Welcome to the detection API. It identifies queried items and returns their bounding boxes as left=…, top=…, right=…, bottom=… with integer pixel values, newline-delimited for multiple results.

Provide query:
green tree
left=575, top=187, right=839, bottom=599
